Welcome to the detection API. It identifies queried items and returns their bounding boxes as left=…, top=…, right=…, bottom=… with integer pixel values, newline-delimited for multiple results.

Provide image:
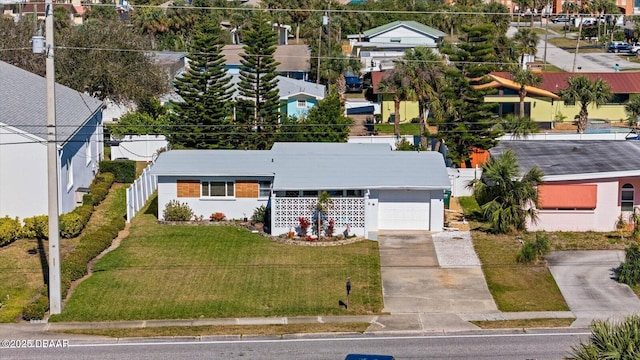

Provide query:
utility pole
left=45, top=0, right=62, bottom=315
left=543, top=0, right=550, bottom=67
left=572, top=15, right=583, bottom=73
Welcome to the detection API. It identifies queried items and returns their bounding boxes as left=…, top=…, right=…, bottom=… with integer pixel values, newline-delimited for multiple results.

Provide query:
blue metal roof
left=152, top=143, right=450, bottom=190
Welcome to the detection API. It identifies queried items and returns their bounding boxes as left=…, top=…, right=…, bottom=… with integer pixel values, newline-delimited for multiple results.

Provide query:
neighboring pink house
left=489, top=140, right=640, bottom=232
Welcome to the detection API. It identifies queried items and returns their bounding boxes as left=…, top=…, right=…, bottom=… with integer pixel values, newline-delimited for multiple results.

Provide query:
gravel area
left=432, top=231, right=481, bottom=268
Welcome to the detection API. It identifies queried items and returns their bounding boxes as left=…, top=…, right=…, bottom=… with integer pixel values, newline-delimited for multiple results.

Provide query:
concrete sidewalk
left=0, top=311, right=580, bottom=340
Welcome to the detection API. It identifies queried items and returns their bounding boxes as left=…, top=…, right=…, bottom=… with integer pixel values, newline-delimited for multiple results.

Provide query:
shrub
left=616, top=244, right=640, bottom=286
left=516, top=233, right=550, bottom=264
left=22, top=294, right=49, bottom=321
left=163, top=200, right=194, bottom=221
left=209, top=212, right=226, bottom=221
left=82, top=193, right=94, bottom=206
left=0, top=216, right=22, bottom=246
left=99, top=160, right=136, bottom=183
left=251, top=205, right=268, bottom=223
left=22, top=215, right=49, bottom=239
left=298, top=217, right=311, bottom=236
left=59, top=213, right=84, bottom=239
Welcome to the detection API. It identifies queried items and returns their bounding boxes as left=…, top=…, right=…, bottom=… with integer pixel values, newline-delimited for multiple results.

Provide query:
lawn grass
left=53, top=200, right=383, bottom=322
left=471, top=318, right=575, bottom=329
left=56, top=322, right=371, bottom=338
left=0, top=184, right=127, bottom=323
left=374, top=123, right=420, bottom=135
left=458, top=195, right=635, bottom=312
left=0, top=239, right=46, bottom=322
left=546, top=37, right=605, bottom=53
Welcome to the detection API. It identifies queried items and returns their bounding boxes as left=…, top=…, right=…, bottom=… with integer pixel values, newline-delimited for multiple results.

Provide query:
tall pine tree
left=235, top=13, right=281, bottom=150
left=437, top=24, right=503, bottom=168
left=171, top=20, right=233, bottom=149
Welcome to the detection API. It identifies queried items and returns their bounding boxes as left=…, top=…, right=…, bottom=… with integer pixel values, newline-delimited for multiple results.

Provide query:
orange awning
left=538, top=184, right=597, bottom=209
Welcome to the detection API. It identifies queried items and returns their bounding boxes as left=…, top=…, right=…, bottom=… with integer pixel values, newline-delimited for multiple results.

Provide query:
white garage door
left=378, top=190, right=430, bottom=230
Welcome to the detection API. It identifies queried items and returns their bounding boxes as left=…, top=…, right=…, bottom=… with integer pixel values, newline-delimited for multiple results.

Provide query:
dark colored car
left=345, top=75, right=363, bottom=93
left=552, top=16, right=571, bottom=23
left=345, top=355, right=395, bottom=360
left=608, top=42, right=632, bottom=53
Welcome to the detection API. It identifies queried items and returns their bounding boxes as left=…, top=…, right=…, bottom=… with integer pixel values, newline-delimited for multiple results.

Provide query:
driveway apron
left=546, top=250, right=640, bottom=327
left=378, top=231, right=498, bottom=315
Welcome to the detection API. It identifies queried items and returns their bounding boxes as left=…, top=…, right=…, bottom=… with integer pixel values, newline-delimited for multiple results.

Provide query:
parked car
left=552, top=15, right=571, bottom=23
left=608, top=41, right=632, bottom=53
left=631, top=43, right=640, bottom=54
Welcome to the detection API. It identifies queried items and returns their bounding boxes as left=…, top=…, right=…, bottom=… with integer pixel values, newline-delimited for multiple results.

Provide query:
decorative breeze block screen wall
left=273, top=197, right=365, bottom=229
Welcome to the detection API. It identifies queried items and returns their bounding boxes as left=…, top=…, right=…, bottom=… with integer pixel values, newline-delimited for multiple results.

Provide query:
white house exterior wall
left=370, top=27, right=438, bottom=46
left=157, top=176, right=269, bottom=221
left=527, top=179, right=619, bottom=232
left=59, top=114, right=102, bottom=214
left=0, top=128, right=48, bottom=219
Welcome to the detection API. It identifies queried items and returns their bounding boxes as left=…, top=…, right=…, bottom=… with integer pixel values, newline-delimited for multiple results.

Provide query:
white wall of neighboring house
left=111, top=135, right=168, bottom=161
left=0, top=126, right=48, bottom=219
left=156, top=176, right=269, bottom=221
left=348, top=135, right=414, bottom=150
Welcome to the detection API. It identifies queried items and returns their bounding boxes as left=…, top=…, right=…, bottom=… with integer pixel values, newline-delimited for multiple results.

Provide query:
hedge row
left=60, top=216, right=126, bottom=299
left=99, top=160, right=135, bottom=183
left=18, top=172, right=115, bottom=241
left=0, top=216, right=22, bottom=246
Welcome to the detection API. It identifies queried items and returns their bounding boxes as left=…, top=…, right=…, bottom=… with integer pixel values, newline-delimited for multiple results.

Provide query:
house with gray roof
left=151, top=143, right=450, bottom=238
left=0, top=60, right=104, bottom=219
left=347, top=20, right=446, bottom=71
left=490, top=140, right=640, bottom=232
left=222, top=44, right=311, bottom=81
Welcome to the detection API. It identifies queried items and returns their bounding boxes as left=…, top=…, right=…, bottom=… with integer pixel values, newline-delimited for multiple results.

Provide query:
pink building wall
left=527, top=179, right=620, bottom=232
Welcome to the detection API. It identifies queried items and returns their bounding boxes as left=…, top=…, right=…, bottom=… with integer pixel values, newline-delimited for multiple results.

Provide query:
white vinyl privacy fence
left=126, top=162, right=157, bottom=222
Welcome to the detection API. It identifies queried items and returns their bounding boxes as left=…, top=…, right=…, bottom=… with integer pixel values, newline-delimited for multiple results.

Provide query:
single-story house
left=151, top=143, right=451, bottom=238
left=348, top=21, right=446, bottom=71
left=483, top=72, right=640, bottom=126
left=490, top=140, right=640, bottom=232
left=0, top=61, right=104, bottom=220
left=222, top=44, right=311, bottom=81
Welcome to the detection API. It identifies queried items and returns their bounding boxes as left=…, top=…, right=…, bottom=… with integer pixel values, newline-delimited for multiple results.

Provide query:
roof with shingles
left=151, top=143, right=451, bottom=190
left=222, top=44, right=310, bottom=72
left=492, top=71, right=640, bottom=94
left=363, top=21, right=446, bottom=40
left=0, top=60, right=103, bottom=144
left=490, top=140, right=640, bottom=179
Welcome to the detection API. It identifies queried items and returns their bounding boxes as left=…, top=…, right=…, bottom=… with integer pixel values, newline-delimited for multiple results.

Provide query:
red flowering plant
left=298, top=217, right=311, bottom=236
left=325, top=219, right=335, bottom=237
left=209, top=212, right=226, bottom=221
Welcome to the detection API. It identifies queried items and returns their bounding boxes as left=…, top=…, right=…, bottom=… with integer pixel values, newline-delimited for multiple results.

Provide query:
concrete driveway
left=546, top=250, right=640, bottom=327
left=375, top=231, right=498, bottom=331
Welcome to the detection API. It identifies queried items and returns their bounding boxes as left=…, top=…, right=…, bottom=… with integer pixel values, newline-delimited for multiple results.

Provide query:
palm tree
left=512, top=28, right=539, bottom=67
left=568, top=315, right=640, bottom=359
left=625, top=96, right=640, bottom=131
left=510, top=66, right=542, bottom=117
left=562, top=1, right=579, bottom=37
left=470, top=149, right=544, bottom=234
left=377, top=68, right=415, bottom=137
left=560, top=76, right=613, bottom=134
left=401, top=47, right=446, bottom=148
left=499, top=114, right=540, bottom=139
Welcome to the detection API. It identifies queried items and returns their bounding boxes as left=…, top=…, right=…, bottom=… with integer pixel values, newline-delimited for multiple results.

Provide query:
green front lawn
left=53, top=201, right=383, bottom=321
left=374, top=123, right=420, bottom=135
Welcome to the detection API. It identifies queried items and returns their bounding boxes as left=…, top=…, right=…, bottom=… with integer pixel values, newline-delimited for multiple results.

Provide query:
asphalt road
left=0, top=330, right=590, bottom=360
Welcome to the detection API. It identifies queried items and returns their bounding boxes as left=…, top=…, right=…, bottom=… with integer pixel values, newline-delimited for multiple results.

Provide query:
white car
left=631, top=43, right=640, bottom=54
